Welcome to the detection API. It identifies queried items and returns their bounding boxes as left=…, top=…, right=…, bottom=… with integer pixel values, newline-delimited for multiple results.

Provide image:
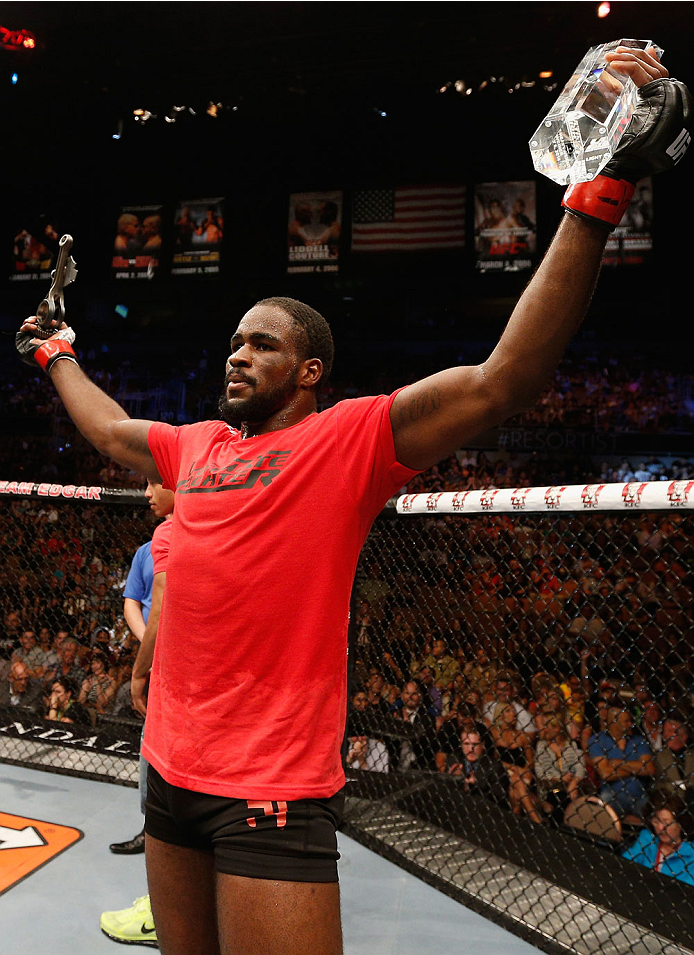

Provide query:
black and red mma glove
left=16, top=326, right=79, bottom=374
left=562, top=77, right=692, bottom=230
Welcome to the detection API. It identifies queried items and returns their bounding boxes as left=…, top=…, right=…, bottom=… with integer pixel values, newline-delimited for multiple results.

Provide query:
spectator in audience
left=563, top=675, right=587, bottom=738
left=484, top=674, right=535, bottom=738
left=639, top=698, right=664, bottom=752
left=46, top=676, right=90, bottom=723
left=345, top=688, right=390, bottom=774
left=588, top=706, right=655, bottom=822
left=415, top=665, right=443, bottom=716
left=92, top=626, right=114, bottom=656
left=365, top=671, right=396, bottom=713
left=11, top=629, right=43, bottom=675
left=78, top=651, right=117, bottom=716
left=437, top=703, right=492, bottom=771
left=535, top=716, right=587, bottom=819
left=56, top=637, right=88, bottom=689
left=0, top=660, right=44, bottom=712
left=490, top=702, right=543, bottom=824
left=422, top=638, right=459, bottom=690
left=112, top=658, right=141, bottom=718
left=35, top=625, right=60, bottom=684
left=463, top=644, right=498, bottom=698
left=653, top=718, right=694, bottom=803
left=463, top=687, right=485, bottom=722
left=535, top=682, right=582, bottom=742
left=1, top=610, right=22, bottom=657
left=354, top=599, right=373, bottom=664
left=621, top=793, right=694, bottom=886
left=582, top=671, right=621, bottom=731
left=446, top=730, right=508, bottom=801
left=440, top=671, right=467, bottom=718
left=393, top=681, right=438, bottom=771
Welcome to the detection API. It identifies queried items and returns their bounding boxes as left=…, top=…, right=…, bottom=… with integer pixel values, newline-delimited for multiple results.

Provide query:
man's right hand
left=16, top=316, right=78, bottom=373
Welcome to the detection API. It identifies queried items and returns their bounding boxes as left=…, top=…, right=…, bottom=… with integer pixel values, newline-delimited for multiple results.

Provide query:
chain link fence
left=0, top=481, right=152, bottom=785
left=2, top=479, right=693, bottom=953
left=344, top=484, right=694, bottom=955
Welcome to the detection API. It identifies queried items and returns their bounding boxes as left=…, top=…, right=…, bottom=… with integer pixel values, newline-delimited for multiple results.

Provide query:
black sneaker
left=109, top=828, right=145, bottom=854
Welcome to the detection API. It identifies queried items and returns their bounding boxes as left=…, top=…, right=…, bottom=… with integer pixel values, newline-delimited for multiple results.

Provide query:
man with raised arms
left=15, top=49, right=690, bottom=955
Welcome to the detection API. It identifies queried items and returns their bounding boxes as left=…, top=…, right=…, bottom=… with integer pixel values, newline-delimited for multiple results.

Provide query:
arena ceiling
left=2, top=2, right=691, bottom=140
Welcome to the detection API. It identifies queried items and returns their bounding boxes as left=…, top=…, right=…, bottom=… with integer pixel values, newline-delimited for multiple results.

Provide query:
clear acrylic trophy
left=529, top=39, right=663, bottom=185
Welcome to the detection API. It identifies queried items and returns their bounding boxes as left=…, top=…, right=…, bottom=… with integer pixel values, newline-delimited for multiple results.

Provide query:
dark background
left=1, top=2, right=692, bottom=385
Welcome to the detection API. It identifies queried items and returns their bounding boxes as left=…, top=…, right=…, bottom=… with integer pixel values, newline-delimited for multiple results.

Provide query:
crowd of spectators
left=0, top=497, right=154, bottom=726
left=347, top=504, right=694, bottom=884
left=2, top=342, right=694, bottom=890
left=2, top=344, right=693, bottom=489
left=400, top=448, right=694, bottom=499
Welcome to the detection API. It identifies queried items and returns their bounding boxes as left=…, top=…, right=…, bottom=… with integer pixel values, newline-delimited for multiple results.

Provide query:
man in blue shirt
left=110, top=480, right=174, bottom=855
left=588, top=707, right=655, bottom=822
left=122, top=541, right=155, bottom=644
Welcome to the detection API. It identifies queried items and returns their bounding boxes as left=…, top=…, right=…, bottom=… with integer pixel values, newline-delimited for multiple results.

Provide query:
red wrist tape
left=562, top=176, right=635, bottom=230
left=34, top=338, right=78, bottom=373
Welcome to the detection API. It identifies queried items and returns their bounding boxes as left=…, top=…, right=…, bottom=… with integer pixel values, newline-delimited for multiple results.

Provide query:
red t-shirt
left=142, top=393, right=417, bottom=799
left=150, top=518, right=172, bottom=574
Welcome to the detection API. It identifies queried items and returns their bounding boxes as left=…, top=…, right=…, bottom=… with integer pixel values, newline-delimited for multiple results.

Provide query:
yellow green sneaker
left=100, top=894, right=158, bottom=947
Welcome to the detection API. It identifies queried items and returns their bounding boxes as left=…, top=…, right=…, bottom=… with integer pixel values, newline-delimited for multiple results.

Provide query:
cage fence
left=344, top=483, right=694, bottom=955
left=0, top=481, right=151, bottom=786
left=1, top=479, right=693, bottom=954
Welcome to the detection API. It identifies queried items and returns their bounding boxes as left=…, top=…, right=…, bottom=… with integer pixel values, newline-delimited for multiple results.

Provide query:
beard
left=218, top=367, right=301, bottom=426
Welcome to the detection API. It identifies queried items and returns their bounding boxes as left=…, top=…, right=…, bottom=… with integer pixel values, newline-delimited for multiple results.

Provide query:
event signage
left=171, top=198, right=224, bottom=275
left=0, top=481, right=145, bottom=504
left=603, top=177, right=654, bottom=267
left=287, top=190, right=342, bottom=274
left=0, top=707, right=141, bottom=760
left=10, top=221, right=61, bottom=282
left=474, top=181, right=536, bottom=273
left=111, top=204, right=163, bottom=280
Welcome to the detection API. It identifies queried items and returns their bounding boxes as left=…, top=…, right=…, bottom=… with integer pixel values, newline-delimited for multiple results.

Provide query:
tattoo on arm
left=397, top=387, right=442, bottom=429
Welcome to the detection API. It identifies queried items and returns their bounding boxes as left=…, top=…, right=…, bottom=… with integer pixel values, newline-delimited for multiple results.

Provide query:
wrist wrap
left=34, top=338, right=78, bottom=374
left=562, top=176, right=635, bottom=231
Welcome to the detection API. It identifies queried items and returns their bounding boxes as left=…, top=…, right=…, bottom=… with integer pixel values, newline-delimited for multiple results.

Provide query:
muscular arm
left=391, top=214, right=607, bottom=469
left=131, top=571, right=165, bottom=716
left=391, top=50, right=671, bottom=470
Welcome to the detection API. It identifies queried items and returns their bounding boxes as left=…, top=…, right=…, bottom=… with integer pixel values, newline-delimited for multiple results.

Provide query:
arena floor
left=0, top=762, right=541, bottom=955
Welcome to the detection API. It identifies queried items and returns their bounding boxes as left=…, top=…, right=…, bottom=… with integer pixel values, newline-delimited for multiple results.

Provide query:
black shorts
left=144, top=765, right=344, bottom=883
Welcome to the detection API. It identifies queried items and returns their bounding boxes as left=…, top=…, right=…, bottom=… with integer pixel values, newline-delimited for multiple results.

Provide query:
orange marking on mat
left=0, top=810, right=83, bottom=895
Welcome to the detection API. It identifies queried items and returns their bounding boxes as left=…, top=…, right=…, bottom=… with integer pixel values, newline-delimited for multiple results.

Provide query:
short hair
left=255, top=296, right=334, bottom=387
left=461, top=729, right=482, bottom=742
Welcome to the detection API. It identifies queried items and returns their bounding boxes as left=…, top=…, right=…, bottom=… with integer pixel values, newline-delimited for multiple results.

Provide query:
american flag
left=351, top=185, right=466, bottom=252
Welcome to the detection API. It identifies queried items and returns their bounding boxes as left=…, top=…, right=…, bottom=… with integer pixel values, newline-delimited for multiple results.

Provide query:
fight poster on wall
left=171, top=198, right=224, bottom=276
left=111, top=204, right=163, bottom=280
left=287, top=191, right=342, bottom=274
left=603, top=178, right=654, bottom=267
left=474, top=181, right=536, bottom=273
left=10, top=219, right=61, bottom=282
